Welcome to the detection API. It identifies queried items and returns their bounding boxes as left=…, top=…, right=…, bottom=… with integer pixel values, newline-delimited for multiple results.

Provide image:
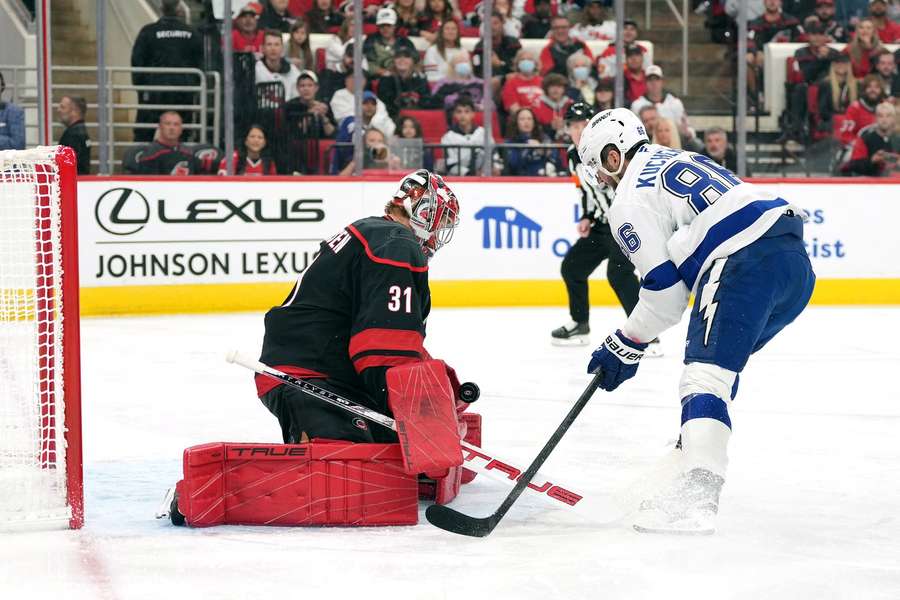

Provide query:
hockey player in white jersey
left=578, top=108, right=815, bottom=534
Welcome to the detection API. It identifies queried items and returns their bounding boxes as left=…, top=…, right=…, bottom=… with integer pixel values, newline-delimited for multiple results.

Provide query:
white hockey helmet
left=578, top=107, right=649, bottom=178
left=391, top=169, right=460, bottom=258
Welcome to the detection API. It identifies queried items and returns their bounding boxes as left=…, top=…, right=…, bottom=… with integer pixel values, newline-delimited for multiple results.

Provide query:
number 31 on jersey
left=388, top=285, right=413, bottom=313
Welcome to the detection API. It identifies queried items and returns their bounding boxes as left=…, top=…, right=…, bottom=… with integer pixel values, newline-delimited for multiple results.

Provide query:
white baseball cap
left=376, top=7, right=397, bottom=25
left=645, top=65, right=663, bottom=79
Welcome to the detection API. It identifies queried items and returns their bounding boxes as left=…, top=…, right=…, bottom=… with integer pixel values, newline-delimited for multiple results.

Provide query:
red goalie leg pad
left=387, top=360, right=463, bottom=475
left=459, top=412, right=482, bottom=485
left=418, top=413, right=483, bottom=501
left=176, top=441, right=418, bottom=527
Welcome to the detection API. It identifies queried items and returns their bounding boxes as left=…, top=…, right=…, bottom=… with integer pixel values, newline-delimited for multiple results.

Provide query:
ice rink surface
left=2, top=305, right=900, bottom=600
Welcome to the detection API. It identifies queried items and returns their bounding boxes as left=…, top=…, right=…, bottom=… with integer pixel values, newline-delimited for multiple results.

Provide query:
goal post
left=0, top=146, right=83, bottom=530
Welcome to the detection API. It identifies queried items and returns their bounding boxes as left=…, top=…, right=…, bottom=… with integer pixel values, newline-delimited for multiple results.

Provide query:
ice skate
left=551, top=321, right=590, bottom=346
left=632, top=468, right=724, bottom=535
left=644, top=338, right=664, bottom=358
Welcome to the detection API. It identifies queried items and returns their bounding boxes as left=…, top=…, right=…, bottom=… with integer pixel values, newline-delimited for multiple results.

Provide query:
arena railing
left=318, top=142, right=571, bottom=178
left=0, top=65, right=220, bottom=173
left=643, top=0, right=690, bottom=95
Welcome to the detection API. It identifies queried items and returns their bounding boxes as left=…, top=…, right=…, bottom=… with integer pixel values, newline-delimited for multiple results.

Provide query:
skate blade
left=550, top=336, right=590, bottom=347
left=155, top=486, right=175, bottom=519
left=633, top=523, right=715, bottom=536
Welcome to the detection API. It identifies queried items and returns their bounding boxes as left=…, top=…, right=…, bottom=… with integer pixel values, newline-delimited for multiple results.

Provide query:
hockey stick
left=226, top=351, right=622, bottom=521
left=424, top=372, right=603, bottom=537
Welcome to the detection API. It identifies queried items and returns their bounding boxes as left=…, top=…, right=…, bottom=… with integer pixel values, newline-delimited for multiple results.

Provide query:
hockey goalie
left=169, top=170, right=482, bottom=527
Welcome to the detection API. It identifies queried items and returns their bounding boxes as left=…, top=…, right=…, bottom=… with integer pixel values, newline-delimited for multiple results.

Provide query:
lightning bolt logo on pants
left=698, top=258, right=727, bottom=346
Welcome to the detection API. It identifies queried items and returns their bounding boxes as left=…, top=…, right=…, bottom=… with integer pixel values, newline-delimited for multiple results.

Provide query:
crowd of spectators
left=19, top=0, right=889, bottom=177
left=695, top=0, right=898, bottom=175
left=118, top=0, right=643, bottom=177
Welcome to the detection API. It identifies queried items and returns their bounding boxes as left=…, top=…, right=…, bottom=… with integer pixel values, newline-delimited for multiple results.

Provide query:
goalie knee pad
left=387, top=360, right=463, bottom=475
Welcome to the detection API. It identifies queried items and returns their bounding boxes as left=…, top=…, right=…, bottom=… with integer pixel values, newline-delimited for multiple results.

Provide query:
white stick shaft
left=227, top=351, right=622, bottom=521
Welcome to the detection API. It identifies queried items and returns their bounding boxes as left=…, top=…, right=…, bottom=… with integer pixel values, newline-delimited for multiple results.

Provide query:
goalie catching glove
left=587, top=330, right=648, bottom=391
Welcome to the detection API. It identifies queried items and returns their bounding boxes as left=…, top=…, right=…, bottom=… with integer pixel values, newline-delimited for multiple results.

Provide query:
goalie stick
left=425, top=372, right=603, bottom=537
left=226, top=351, right=623, bottom=522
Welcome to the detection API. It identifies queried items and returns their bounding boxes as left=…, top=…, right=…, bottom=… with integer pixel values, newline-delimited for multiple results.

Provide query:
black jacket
left=843, top=125, right=900, bottom=176
left=377, top=72, right=431, bottom=116
left=792, top=45, right=840, bottom=84
left=258, top=216, right=431, bottom=410
left=134, top=141, right=196, bottom=175
left=59, top=120, right=90, bottom=174
left=130, top=16, right=203, bottom=87
left=701, top=146, right=749, bottom=177
left=473, top=35, right=523, bottom=79
left=284, top=97, right=337, bottom=139
left=259, top=7, right=294, bottom=33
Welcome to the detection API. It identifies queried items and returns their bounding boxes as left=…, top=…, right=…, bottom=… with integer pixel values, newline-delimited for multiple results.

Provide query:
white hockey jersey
left=606, top=144, right=804, bottom=343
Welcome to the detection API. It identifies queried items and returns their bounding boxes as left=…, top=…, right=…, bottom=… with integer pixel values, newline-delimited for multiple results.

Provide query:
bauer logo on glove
left=587, top=330, right=648, bottom=391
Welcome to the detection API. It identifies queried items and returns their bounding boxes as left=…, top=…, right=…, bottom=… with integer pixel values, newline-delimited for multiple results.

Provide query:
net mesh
left=0, top=147, right=70, bottom=526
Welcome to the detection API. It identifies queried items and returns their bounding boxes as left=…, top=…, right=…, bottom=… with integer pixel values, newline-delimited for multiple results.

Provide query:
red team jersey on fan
left=217, top=152, right=277, bottom=176
left=838, top=100, right=877, bottom=146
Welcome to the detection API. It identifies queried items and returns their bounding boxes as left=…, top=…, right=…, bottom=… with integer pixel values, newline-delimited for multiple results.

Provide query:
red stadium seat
left=318, top=139, right=335, bottom=174
left=473, top=111, right=502, bottom=140
left=399, top=109, right=447, bottom=143
left=786, top=57, right=804, bottom=85
left=289, top=0, right=313, bottom=14
left=806, top=85, right=830, bottom=142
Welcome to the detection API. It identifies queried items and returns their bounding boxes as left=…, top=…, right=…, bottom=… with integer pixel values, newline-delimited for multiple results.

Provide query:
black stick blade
left=425, top=504, right=498, bottom=538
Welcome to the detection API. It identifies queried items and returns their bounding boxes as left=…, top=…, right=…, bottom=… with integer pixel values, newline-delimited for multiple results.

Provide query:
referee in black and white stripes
left=550, top=102, right=660, bottom=356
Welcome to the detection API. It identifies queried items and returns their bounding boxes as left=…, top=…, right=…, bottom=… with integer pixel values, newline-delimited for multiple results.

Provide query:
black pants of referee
left=562, top=225, right=640, bottom=324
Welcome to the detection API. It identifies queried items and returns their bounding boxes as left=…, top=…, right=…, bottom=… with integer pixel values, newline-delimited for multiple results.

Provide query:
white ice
left=2, top=306, right=899, bottom=600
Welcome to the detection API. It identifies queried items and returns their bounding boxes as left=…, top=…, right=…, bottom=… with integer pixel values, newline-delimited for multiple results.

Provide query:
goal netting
left=0, top=146, right=83, bottom=530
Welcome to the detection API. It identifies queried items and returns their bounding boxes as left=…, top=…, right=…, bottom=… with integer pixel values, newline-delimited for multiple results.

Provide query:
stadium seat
left=399, top=109, right=447, bottom=143
left=317, top=139, right=335, bottom=174
left=806, top=85, right=830, bottom=142
left=473, top=111, right=502, bottom=141
left=786, top=56, right=804, bottom=86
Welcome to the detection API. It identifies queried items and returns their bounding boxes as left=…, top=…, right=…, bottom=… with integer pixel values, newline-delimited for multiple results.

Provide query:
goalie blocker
left=173, top=361, right=482, bottom=527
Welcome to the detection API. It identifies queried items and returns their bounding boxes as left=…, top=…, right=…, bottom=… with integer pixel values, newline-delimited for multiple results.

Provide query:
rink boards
left=75, top=176, right=900, bottom=315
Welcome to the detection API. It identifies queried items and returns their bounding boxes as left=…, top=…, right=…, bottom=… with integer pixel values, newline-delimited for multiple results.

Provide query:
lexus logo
left=95, top=187, right=150, bottom=235
left=94, top=187, right=326, bottom=235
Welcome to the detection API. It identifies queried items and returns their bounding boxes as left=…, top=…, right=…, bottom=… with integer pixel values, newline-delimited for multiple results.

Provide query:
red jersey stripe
left=347, top=225, right=428, bottom=272
left=352, top=354, right=423, bottom=372
left=349, top=328, right=425, bottom=357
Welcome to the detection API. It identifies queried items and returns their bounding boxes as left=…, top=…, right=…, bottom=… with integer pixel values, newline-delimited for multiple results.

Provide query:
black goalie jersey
left=257, top=216, right=431, bottom=404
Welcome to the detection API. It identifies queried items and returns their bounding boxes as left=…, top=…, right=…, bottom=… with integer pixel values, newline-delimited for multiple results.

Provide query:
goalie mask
left=391, top=170, right=460, bottom=258
left=578, top=108, right=649, bottom=181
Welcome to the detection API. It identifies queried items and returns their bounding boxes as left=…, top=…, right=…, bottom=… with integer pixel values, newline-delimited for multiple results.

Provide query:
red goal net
left=0, top=146, right=83, bottom=530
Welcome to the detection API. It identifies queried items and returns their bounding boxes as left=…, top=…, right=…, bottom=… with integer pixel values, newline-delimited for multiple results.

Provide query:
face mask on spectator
left=519, top=60, right=536, bottom=74
left=455, top=62, right=472, bottom=77
left=573, top=66, right=590, bottom=81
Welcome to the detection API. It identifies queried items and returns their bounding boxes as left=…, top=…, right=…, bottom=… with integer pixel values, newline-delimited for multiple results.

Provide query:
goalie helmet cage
left=0, top=146, right=83, bottom=530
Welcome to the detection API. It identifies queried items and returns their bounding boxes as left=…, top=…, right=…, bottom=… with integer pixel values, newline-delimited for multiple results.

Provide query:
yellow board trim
left=79, top=278, right=900, bottom=316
